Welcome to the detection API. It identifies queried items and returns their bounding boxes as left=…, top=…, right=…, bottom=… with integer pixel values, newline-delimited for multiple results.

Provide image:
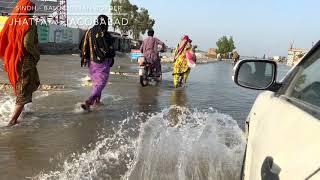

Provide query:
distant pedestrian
left=0, top=0, right=40, bottom=126
left=230, top=52, right=233, bottom=59
left=217, top=53, right=222, bottom=61
left=232, top=51, right=240, bottom=66
left=79, top=15, right=116, bottom=111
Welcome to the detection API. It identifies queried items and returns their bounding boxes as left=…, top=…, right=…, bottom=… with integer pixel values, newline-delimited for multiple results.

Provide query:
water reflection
left=137, top=85, right=160, bottom=113
left=167, top=89, right=188, bottom=127
left=170, top=89, right=188, bottom=107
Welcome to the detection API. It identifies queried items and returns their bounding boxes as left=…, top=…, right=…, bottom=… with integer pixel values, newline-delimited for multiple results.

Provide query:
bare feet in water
left=81, top=102, right=91, bottom=112
left=8, top=104, right=24, bottom=127
left=7, top=120, right=19, bottom=127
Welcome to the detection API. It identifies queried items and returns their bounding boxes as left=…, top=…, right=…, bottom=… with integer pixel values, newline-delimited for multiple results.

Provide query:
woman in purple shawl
left=79, top=15, right=115, bottom=111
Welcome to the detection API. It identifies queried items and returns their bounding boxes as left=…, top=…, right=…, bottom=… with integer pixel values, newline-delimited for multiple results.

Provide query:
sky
left=68, top=0, right=319, bottom=57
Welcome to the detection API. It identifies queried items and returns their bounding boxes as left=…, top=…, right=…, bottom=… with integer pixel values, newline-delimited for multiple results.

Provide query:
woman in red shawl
left=0, top=0, right=40, bottom=126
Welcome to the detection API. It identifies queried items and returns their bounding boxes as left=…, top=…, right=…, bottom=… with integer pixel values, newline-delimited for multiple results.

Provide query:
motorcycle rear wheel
left=140, top=75, right=149, bottom=87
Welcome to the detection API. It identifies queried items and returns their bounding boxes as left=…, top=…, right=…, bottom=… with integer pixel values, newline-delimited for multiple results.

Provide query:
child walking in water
left=79, top=15, right=116, bottom=111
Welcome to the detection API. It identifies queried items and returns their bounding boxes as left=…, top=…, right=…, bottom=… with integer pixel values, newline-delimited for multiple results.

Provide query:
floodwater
left=0, top=55, right=290, bottom=180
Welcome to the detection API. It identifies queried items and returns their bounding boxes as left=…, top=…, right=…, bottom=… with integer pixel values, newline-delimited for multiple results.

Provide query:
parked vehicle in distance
left=233, top=41, right=320, bottom=180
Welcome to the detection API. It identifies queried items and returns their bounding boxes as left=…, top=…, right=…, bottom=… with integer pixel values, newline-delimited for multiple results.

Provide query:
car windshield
left=288, top=49, right=320, bottom=108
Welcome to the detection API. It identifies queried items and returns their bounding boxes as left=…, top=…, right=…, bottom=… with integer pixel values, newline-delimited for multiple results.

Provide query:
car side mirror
left=234, top=60, right=279, bottom=91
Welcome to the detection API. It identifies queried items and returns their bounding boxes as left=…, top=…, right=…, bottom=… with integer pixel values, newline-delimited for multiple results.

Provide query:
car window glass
left=286, top=50, right=320, bottom=108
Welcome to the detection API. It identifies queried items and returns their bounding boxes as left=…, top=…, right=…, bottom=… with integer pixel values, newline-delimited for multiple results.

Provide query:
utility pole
left=289, top=40, right=295, bottom=50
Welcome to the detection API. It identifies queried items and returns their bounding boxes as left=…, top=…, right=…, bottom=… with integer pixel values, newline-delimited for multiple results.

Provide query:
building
left=287, top=48, right=309, bottom=66
left=208, top=48, right=217, bottom=58
left=272, top=56, right=286, bottom=63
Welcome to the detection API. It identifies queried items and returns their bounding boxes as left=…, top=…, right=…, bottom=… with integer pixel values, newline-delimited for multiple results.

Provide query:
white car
left=233, top=41, right=320, bottom=180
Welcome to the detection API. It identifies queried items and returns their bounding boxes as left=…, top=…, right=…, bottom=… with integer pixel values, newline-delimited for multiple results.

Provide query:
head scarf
left=178, top=35, right=192, bottom=52
left=0, top=0, right=35, bottom=91
left=182, top=35, right=189, bottom=41
left=96, top=15, right=108, bottom=31
left=80, top=15, right=114, bottom=67
left=174, top=35, right=193, bottom=61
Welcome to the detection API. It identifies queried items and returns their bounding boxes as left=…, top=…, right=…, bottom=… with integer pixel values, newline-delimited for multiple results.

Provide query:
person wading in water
left=79, top=15, right=116, bottom=112
left=172, top=35, right=195, bottom=88
left=232, top=50, right=240, bottom=66
left=0, top=0, right=40, bottom=126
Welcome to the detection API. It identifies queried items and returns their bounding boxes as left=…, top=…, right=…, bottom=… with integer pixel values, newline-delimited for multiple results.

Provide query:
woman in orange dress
left=0, top=0, right=40, bottom=126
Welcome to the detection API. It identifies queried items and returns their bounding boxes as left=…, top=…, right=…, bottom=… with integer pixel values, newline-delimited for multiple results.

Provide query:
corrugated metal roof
left=0, top=0, right=59, bottom=15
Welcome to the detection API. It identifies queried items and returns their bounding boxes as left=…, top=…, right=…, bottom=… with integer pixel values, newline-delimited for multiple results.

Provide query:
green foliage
left=132, top=8, right=155, bottom=39
left=216, top=36, right=236, bottom=54
left=111, top=0, right=155, bottom=39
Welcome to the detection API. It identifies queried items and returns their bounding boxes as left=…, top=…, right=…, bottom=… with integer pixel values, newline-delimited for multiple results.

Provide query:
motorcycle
left=138, top=56, right=162, bottom=87
left=138, top=45, right=166, bottom=87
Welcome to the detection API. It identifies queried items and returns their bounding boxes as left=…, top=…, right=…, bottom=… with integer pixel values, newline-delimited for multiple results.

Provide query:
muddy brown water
left=0, top=55, right=290, bottom=180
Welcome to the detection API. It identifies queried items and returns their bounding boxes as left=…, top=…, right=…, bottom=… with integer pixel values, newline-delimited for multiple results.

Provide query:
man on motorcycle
left=140, top=29, right=165, bottom=81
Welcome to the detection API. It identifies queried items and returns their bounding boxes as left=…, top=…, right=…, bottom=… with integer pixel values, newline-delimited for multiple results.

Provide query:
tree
left=111, top=0, right=155, bottom=39
left=216, top=36, right=236, bottom=55
left=228, top=36, right=235, bottom=52
left=132, top=8, right=155, bottom=40
left=110, top=0, right=136, bottom=34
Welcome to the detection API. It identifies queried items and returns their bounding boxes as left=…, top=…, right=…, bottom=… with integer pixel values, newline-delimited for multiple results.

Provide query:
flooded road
left=0, top=55, right=290, bottom=180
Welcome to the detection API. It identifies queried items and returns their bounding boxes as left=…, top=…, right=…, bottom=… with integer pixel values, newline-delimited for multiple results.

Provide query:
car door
left=244, top=45, right=320, bottom=180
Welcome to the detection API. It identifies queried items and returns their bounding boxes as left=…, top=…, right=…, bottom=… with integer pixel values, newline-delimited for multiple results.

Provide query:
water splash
left=35, top=112, right=145, bottom=180
left=0, top=91, right=50, bottom=127
left=126, top=106, right=245, bottom=180
left=35, top=106, right=245, bottom=180
left=73, top=94, right=124, bottom=113
left=0, top=96, right=15, bottom=126
left=80, top=76, right=92, bottom=87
